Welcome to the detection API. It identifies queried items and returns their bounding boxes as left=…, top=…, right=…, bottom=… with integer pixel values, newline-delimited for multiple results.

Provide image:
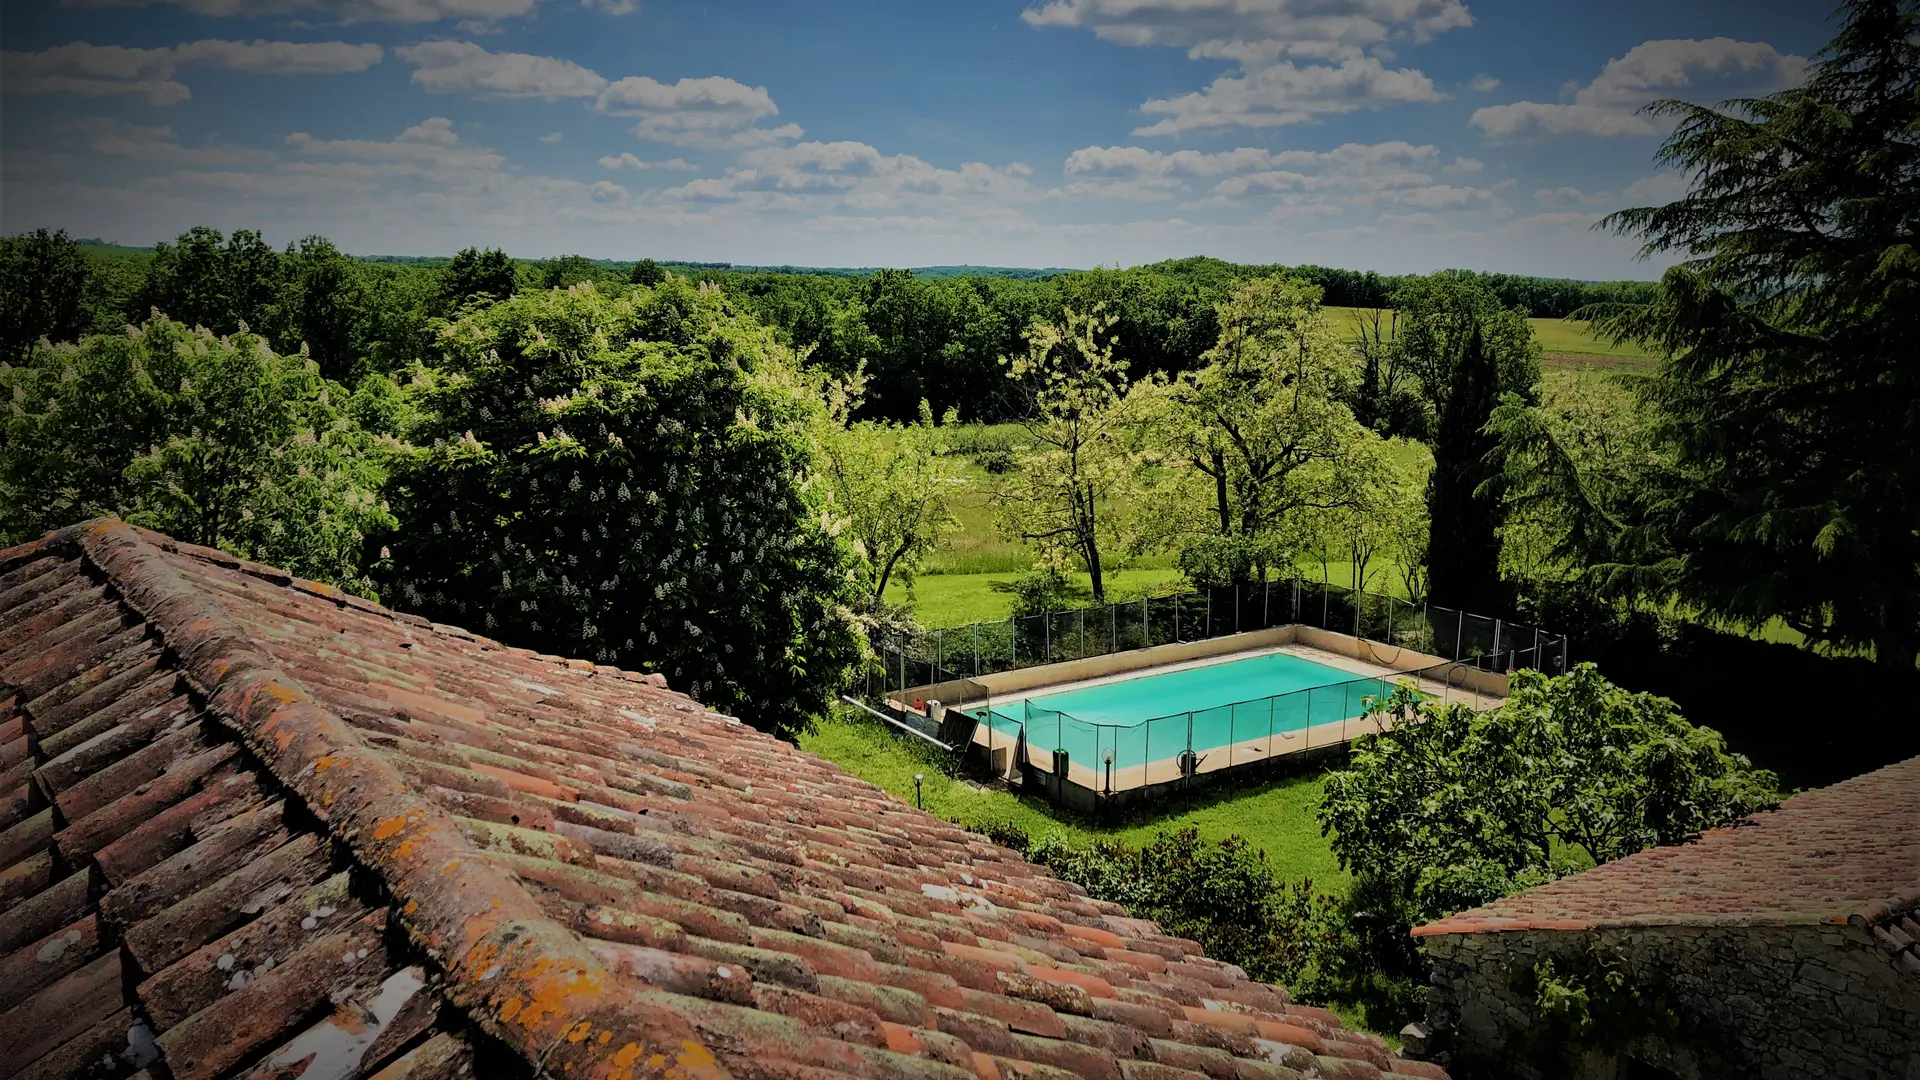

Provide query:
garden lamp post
left=913, top=773, right=924, bottom=809
left=1102, top=749, right=1114, bottom=796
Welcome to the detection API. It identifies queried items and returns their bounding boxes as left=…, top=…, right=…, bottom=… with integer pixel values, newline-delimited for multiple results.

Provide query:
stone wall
left=1420, top=916, right=1920, bottom=1080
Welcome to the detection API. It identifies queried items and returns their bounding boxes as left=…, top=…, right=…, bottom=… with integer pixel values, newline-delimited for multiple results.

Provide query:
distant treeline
left=15, top=229, right=1653, bottom=424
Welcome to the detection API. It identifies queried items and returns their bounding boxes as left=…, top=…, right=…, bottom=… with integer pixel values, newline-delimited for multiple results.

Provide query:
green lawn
left=885, top=567, right=1189, bottom=627
left=1325, top=304, right=1655, bottom=368
left=799, top=707, right=1350, bottom=890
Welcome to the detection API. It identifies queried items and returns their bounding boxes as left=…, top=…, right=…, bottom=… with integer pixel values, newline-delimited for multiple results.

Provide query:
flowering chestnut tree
left=379, top=280, right=866, bottom=737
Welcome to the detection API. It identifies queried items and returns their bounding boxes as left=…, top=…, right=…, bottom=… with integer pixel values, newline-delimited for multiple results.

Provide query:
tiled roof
left=1, top=519, right=1442, bottom=1080
left=1414, top=755, right=1920, bottom=939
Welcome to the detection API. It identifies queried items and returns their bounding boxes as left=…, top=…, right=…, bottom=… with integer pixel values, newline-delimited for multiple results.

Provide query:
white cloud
left=1, top=39, right=381, bottom=105
left=598, top=152, right=695, bottom=171
left=1022, top=0, right=1472, bottom=61
left=1472, top=38, right=1808, bottom=138
left=63, top=117, right=280, bottom=165
left=580, top=0, right=635, bottom=12
left=1620, top=171, right=1691, bottom=204
left=1533, top=185, right=1613, bottom=205
left=1442, top=155, right=1483, bottom=174
left=651, top=140, right=1038, bottom=215
left=590, top=179, right=629, bottom=202
left=539, top=132, right=564, bottom=143
left=1134, top=57, right=1444, bottom=135
left=64, top=0, right=540, bottom=26
left=1470, top=73, right=1499, bottom=92
left=171, top=39, right=384, bottom=74
left=594, top=75, right=798, bottom=147
left=397, top=41, right=605, bottom=98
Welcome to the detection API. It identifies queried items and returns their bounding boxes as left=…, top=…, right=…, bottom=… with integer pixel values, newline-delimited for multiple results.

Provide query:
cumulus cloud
left=1134, top=57, right=1443, bottom=135
left=62, top=117, right=280, bottom=165
left=1022, top=0, right=1472, bottom=61
left=1, top=39, right=381, bottom=105
left=598, top=153, right=696, bottom=171
left=1442, top=156, right=1483, bottom=174
left=64, top=0, right=540, bottom=26
left=397, top=41, right=606, bottom=98
left=649, top=140, right=1037, bottom=214
left=539, top=132, right=565, bottom=143
left=1472, top=38, right=1808, bottom=138
left=1621, top=171, right=1691, bottom=204
left=594, top=75, right=799, bottom=147
left=1533, top=185, right=1613, bottom=205
left=1470, top=73, right=1499, bottom=91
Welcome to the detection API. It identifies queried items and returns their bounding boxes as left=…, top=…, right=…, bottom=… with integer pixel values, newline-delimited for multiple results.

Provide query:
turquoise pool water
left=975, top=650, right=1399, bottom=780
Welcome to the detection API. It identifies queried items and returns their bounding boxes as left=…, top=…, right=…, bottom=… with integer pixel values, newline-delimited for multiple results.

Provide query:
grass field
left=799, top=707, right=1351, bottom=890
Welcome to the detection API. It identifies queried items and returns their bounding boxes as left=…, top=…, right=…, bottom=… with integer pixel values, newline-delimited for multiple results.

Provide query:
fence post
left=1305, top=689, right=1312, bottom=750
left=1293, top=580, right=1300, bottom=623
left=935, top=630, right=942, bottom=683
left=1455, top=610, right=1465, bottom=660
left=1563, top=637, right=1570, bottom=673
left=1044, top=613, right=1051, bottom=665
left=1267, top=696, right=1275, bottom=761
left=1532, top=627, right=1541, bottom=671
left=1206, top=592, right=1212, bottom=639
left=1079, top=607, right=1086, bottom=659
left=1264, top=579, right=1271, bottom=628
left=1493, top=619, right=1503, bottom=668
left=1354, top=588, right=1362, bottom=640
left=1175, top=598, right=1180, bottom=642
left=1235, top=583, right=1242, bottom=633
left=1109, top=603, right=1116, bottom=656
left=1386, top=596, right=1395, bottom=644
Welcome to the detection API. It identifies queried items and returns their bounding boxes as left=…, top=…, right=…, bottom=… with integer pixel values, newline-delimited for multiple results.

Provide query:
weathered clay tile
left=0, top=521, right=1443, bottom=1080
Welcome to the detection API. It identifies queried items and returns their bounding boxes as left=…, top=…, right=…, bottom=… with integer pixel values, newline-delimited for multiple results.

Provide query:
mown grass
left=799, top=707, right=1351, bottom=890
left=1324, top=305, right=1654, bottom=362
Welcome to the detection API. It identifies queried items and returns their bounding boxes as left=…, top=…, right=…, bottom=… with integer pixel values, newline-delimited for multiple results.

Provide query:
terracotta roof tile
left=0, top=519, right=1441, bottom=1080
left=1415, top=753, right=1920, bottom=939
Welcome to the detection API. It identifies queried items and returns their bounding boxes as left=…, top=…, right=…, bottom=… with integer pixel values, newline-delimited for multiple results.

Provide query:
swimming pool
left=974, top=649, right=1401, bottom=787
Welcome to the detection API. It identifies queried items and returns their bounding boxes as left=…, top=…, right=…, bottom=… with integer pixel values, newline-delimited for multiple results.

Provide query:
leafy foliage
left=0, top=228, right=92, bottom=363
left=135, top=226, right=284, bottom=338
left=995, top=307, right=1135, bottom=602
left=1320, top=664, right=1778, bottom=927
left=1396, top=274, right=1540, bottom=614
left=0, top=318, right=398, bottom=592
left=814, top=389, right=964, bottom=607
left=1027, top=828, right=1346, bottom=990
left=1128, top=277, right=1391, bottom=588
left=1579, top=0, right=1920, bottom=667
left=435, top=246, right=521, bottom=315
left=377, top=280, right=866, bottom=737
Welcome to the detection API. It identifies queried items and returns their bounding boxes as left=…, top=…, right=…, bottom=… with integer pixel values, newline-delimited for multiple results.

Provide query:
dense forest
left=11, top=234, right=1656, bottom=426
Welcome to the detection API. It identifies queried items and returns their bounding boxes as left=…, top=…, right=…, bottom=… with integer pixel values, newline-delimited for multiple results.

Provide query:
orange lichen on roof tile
left=0, top=519, right=1447, bottom=1080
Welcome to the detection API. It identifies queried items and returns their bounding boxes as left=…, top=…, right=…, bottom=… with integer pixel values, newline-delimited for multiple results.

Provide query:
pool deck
left=966, top=641, right=1505, bottom=792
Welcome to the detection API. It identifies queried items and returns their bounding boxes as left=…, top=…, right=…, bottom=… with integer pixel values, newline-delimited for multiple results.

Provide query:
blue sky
left=1, top=0, right=1832, bottom=277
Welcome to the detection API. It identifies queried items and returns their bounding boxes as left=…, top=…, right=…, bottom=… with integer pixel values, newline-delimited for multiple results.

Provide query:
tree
left=628, top=258, right=668, bottom=287
left=1486, top=372, right=1668, bottom=620
left=0, top=318, right=397, bottom=593
left=1397, top=275, right=1539, bottom=615
left=274, top=236, right=370, bottom=382
left=1130, top=276, right=1391, bottom=587
left=539, top=254, right=612, bottom=290
left=1588, top=0, right=1920, bottom=667
left=814, top=387, right=963, bottom=609
left=377, top=280, right=865, bottom=737
left=995, top=307, right=1133, bottom=603
left=1320, top=663, right=1778, bottom=929
left=436, top=246, right=520, bottom=314
left=0, top=228, right=92, bottom=363
left=135, top=226, right=283, bottom=336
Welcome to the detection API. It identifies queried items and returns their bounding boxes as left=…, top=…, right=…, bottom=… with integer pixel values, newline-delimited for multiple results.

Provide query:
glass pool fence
left=983, top=658, right=1491, bottom=794
left=860, top=577, right=1567, bottom=706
